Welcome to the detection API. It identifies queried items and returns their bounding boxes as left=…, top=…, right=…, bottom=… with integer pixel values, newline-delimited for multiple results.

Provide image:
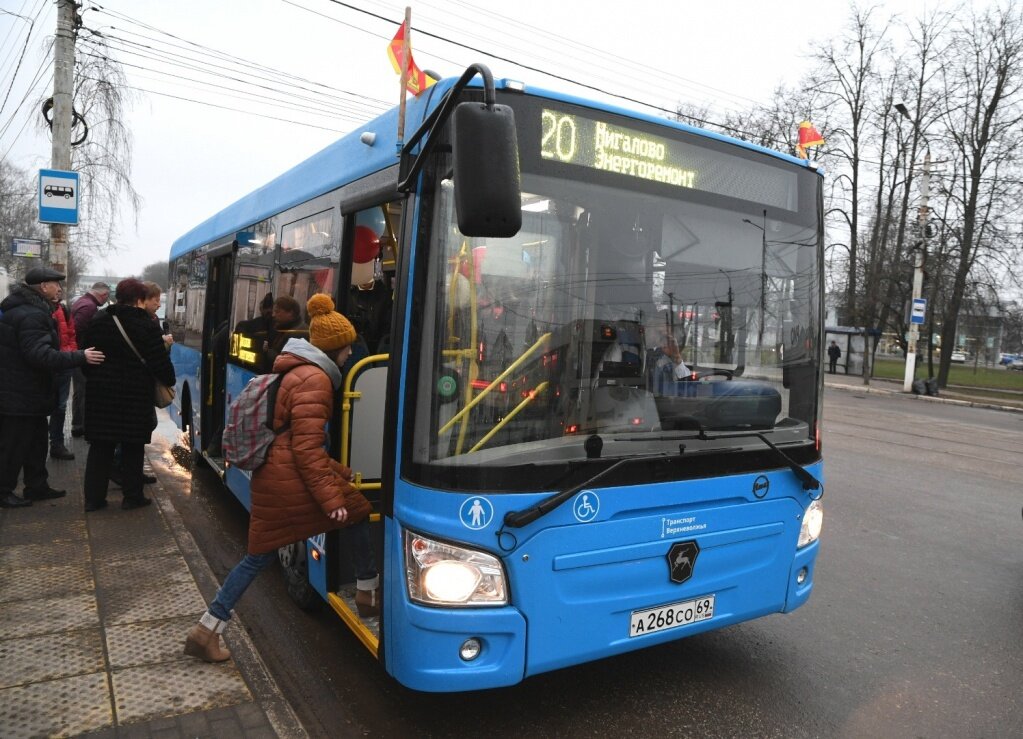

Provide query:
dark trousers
left=0, top=415, right=49, bottom=494
left=71, top=367, right=86, bottom=432
left=49, top=370, right=73, bottom=446
left=85, top=441, right=145, bottom=506
left=829, top=358, right=838, bottom=373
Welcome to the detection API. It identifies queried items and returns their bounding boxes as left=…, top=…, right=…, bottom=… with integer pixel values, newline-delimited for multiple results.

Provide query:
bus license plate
left=629, top=594, right=715, bottom=637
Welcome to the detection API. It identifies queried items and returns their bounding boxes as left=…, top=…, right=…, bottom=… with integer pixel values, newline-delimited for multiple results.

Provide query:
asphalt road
left=159, top=388, right=1023, bottom=738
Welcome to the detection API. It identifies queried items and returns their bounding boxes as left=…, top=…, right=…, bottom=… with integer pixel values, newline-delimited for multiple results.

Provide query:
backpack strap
left=264, top=370, right=291, bottom=434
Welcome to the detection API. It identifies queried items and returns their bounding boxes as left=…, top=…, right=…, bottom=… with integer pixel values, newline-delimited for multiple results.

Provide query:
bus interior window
left=348, top=206, right=395, bottom=355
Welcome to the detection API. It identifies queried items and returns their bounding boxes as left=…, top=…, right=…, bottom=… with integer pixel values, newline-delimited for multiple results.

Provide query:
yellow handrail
left=339, top=353, right=389, bottom=468
left=467, top=381, right=548, bottom=454
left=438, top=331, right=552, bottom=436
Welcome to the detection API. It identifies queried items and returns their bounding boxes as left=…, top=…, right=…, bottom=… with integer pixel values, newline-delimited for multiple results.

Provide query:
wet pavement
left=0, top=431, right=306, bottom=738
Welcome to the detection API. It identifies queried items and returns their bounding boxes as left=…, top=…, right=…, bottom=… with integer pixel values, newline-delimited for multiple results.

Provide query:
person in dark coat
left=0, top=267, right=105, bottom=508
left=82, top=278, right=175, bottom=512
left=827, top=340, right=842, bottom=374
left=70, top=281, right=110, bottom=436
left=264, top=295, right=307, bottom=368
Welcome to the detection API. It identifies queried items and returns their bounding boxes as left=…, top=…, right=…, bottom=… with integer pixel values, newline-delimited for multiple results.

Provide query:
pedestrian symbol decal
left=573, top=490, right=600, bottom=523
left=460, top=496, right=494, bottom=530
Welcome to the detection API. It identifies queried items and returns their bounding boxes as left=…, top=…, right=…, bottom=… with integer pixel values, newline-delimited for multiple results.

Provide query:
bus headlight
left=405, top=530, right=507, bottom=606
left=797, top=499, right=824, bottom=548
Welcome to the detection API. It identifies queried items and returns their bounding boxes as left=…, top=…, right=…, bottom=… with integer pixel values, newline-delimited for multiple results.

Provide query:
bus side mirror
left=452, top=102, right=521, bottom=238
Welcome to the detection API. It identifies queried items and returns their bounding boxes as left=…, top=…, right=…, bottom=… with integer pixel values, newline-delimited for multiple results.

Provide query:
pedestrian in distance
left=0, top=267, right=105, bottom=509
left=49, top=285, right=78, bottom=461
left=828, top=340, right=842, bottom=374
left=70, top=281, right=110, bottom=437
left=184, top=293, right=374, bottom=663
left=81, top=278, right=175, bottom=512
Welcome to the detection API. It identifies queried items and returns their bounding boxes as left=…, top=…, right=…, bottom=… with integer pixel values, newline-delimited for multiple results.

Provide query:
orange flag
left=388, top=23, right=437, bottom=96
left=796, top=121, right=825, bottom=159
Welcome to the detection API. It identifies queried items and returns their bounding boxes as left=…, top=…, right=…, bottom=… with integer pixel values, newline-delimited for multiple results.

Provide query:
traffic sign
left=910, top=298, right=926, bottom=325
left=38, top=169, right=79, bottom=225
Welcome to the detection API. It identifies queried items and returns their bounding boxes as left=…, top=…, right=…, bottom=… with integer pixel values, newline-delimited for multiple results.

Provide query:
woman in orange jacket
left=184, top=294, right=373, bottom=663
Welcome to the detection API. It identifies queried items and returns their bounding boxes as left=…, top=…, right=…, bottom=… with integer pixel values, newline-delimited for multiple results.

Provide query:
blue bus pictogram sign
left=39, top=169, right=79, bottom=225
left=911, top=298, right=926, bottom=325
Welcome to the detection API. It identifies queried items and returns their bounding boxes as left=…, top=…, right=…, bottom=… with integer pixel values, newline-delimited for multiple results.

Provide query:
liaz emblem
left=667, top=540, right=700, bottom=584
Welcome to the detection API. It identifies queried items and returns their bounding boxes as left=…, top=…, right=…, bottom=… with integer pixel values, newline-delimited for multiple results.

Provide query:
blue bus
left=166, top=65, right=825, bottom=692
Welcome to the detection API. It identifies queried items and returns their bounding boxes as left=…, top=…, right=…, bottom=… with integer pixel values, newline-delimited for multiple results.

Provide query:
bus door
left=318, top=203, right=401, bottom=644
left=200, top=249, right=235, bottom=459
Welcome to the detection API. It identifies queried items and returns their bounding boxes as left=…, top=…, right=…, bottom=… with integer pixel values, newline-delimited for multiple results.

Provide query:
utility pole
left=902, top=150, right=930, bottom=392
left=49, top=0, right=77, bottom=275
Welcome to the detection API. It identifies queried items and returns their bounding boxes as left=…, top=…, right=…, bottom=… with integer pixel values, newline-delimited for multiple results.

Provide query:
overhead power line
left=75, top=75, right=347, bottom=133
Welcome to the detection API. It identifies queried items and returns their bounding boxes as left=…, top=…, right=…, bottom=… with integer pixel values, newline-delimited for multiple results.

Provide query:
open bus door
left=200, top=249, right=234, bottom=462
left=282, top=203, right=400, bottom=652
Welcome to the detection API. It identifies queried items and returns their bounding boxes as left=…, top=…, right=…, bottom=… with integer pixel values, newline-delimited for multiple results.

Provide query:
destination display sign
left=540, top=108, right=798, bottom=210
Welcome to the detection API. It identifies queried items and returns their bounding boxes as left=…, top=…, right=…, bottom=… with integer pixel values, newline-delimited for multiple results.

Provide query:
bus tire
left=181, top=391, right=206, bottom=469
left=278, top=542, right=322, bottom=611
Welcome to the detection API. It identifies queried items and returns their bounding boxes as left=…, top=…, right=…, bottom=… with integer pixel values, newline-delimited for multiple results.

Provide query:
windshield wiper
left=503, top=451, right=671, bottom=529
left=695, top=428, right=821, bottom=492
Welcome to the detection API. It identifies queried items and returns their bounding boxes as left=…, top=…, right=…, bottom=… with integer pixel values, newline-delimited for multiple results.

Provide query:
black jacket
left=0, top=285, right=87, bottom=416
left=83, top=304, right=176, bottom=443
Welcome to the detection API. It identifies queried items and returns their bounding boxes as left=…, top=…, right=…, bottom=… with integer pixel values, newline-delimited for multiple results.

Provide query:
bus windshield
left=411, top=134, right=821, bottom=484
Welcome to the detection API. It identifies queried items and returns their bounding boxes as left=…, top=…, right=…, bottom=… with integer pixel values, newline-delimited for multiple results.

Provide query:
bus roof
left=169, top=76, right=820, bottom=260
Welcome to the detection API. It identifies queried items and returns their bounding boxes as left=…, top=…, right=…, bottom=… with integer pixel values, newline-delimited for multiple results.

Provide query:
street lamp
left=894, top=103, right=931, bottom=392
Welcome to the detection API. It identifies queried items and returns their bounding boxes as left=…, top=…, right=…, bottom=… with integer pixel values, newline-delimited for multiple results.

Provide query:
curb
left=148, top=441, right=308, bottom=739
left=824, top=380, right=1023, bottom=414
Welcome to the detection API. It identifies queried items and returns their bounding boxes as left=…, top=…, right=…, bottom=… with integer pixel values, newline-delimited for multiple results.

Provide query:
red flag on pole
left=388, top=23, right=436, bottom=96
left=796, top=121, right=825, bottom=159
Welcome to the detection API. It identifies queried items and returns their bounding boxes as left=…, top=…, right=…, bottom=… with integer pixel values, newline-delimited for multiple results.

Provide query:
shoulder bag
left=112, top=315, right=176, bottom=408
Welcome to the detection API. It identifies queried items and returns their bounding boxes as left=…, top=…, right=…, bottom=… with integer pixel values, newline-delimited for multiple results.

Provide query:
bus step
left=330, top=586, right=380, bottom=655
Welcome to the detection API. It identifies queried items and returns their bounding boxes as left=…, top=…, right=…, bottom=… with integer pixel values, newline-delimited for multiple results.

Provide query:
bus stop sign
left=38, top=169, right=79, bottom=225
left=911, top=298, right=926, bottom=325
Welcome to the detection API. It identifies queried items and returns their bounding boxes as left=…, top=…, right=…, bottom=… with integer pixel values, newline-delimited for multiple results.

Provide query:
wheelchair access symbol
left=573, top=490, right=600, bottom=523
left=460, top=496, right=495, bottom=530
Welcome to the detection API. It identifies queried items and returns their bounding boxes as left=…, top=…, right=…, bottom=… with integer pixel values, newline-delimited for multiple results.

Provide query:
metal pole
left=49, top=0, right=75, bottom=274
left=395, top=7, right=411, bottom=156
left=902, top=150, right=929, bottom=392
left=757, top=210, right=766, bottom=363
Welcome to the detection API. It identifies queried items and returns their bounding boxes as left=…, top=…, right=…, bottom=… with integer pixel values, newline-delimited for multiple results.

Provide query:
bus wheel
left=278, top=542, right=322, bottom=611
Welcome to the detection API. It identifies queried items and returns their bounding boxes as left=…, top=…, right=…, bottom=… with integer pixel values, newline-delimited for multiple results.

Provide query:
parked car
left=1008, top=358, right=1023, bottom=372
left=949, top=351, right=967, bottom=363
left=999, top=353, right=1021, bottom=366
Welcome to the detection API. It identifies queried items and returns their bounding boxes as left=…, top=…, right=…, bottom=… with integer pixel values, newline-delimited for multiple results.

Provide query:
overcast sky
left=1, top=0, right=952, bottom=279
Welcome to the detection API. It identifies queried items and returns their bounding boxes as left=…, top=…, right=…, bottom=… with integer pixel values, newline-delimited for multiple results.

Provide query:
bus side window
left=347, top=206, right=397, bottom=355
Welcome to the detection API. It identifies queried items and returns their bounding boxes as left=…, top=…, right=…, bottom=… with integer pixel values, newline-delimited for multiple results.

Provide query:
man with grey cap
left=0, top=267, right=105, bottom=508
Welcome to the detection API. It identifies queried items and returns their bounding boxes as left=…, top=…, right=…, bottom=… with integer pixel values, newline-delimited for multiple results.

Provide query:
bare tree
left=141, top=260, right=169, bottom=285
left=934, top=4, right=1023, bottom=386
left=0, top=161, right=47, bottom=280
left=809, top=6, right=891, bottom=328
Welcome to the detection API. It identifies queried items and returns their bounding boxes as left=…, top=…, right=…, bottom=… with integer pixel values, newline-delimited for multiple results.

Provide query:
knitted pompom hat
left=306, top=293, right=356, bottom=352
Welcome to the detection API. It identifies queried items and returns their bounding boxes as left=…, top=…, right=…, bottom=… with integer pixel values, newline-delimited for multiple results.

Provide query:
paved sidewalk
left=823, top=371, right=1023, bottom=413
left=0, top=435, right=306, bottom=739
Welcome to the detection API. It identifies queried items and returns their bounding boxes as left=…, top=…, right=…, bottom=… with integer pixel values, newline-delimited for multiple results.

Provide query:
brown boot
left=184, top=612, right=231, bottom=662
left=355, top=587, right=381, bottom=618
